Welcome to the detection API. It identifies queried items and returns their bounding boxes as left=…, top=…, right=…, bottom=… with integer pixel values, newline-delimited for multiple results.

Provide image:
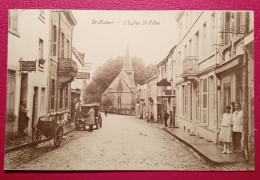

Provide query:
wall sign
left=76, top=72, right=90, bottom=79
left=20, top=60, right=36, bottom=72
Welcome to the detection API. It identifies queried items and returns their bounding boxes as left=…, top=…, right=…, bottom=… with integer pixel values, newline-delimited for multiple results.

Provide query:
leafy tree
left=102, top=98, right=113, bottom=108
left=82, top=56, right=157, bottom=104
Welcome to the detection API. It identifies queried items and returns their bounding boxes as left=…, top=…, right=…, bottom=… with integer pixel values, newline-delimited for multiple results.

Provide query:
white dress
left=219, top=113, right=232, bottom=143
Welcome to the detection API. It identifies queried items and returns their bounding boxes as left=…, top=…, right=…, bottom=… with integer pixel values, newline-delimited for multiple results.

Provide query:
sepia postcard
left=4, top=10, right=254, bottom=171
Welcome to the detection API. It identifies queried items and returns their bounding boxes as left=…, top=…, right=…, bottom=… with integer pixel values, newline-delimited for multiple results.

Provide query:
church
left=102, top=47, right=137, bottom=115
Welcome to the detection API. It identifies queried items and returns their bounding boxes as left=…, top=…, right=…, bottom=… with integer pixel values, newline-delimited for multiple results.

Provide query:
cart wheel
left=54, top=126, right=63, bottom=147
left=32, top=127, right=42, bottom=144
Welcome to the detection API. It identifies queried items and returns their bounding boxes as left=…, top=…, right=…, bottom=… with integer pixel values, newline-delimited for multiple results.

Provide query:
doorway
left=18, top=73, right=28, bottom=135
left=32, top=87, right=39, bottom=130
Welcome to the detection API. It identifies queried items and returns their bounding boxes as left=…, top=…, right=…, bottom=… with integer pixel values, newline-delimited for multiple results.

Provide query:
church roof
left=108, top=71, right=136, bottom=93
left=102, top=45, right=136, bottom=95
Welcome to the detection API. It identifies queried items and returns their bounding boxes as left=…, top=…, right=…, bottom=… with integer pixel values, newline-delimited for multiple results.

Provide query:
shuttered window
left=8, top=10, right=19, bottom=34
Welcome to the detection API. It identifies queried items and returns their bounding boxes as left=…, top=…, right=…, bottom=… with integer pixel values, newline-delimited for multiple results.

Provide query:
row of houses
left=135, top=11, right=254, bottom=158
left=6, top=10, right=88, bottom=138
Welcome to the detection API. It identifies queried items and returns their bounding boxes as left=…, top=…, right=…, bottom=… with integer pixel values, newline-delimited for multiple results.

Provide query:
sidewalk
left=163, top=127, right=246, bottom=165
left=138, top=117, right=245, bottom=165
left=5, top=123, right=75, bottom=153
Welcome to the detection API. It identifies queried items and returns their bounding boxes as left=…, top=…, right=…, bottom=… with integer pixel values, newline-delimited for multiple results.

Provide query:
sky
left=72, top=10, right=178, bottom=76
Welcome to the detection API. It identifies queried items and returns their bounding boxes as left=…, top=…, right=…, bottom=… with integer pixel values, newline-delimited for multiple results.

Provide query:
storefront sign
left=76, top=72, right=90, bottom=79
left=20, top=61, right=36, bottom=72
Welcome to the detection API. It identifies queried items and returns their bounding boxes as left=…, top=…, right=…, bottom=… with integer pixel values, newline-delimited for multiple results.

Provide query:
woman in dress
left=220, top=106, right=233, bottom=154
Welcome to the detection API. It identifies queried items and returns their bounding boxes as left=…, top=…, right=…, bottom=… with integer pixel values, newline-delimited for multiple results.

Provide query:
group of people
left=220, top=103, right=244, bottom=154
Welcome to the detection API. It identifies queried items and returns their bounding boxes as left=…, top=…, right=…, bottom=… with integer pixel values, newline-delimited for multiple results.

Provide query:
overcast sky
left=72, top=10, right=178, bottom=75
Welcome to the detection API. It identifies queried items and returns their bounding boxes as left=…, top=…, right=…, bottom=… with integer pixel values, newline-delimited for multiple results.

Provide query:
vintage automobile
left=75, top=103, right=102, bottom=131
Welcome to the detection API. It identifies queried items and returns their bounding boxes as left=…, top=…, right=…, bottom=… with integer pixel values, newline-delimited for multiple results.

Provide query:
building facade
left=47, top=10, right=77, bottom=126
left=7, top=10, right=50, bottom=137
left=71, top=47, right=87, bottom=123
left=147, top=75, right=158, bottom=122
left=157, top=47, right=176, bottom=125
left=174, top=10, right=254, bottom=158
left=6, top=10, right=79, bottom=139
left=215, top=11, right=254, bottom=157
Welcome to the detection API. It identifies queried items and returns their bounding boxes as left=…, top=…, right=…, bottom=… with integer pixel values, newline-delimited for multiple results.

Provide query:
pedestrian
left=147, top=112, right=150, bottom=122
left=150, top=112, right=154, bottom=122
left=18, top=101, right=29, bottom=136
left=88, top=107, right=95, bottom=131
left=75, top=105, right=81, bottom=121
left=232, top=103, right=244, bottom=153
left=219, top=106, right=233, bottom=154
left=105, top=108, right=108, bottom=117
left=164, top=111, right=169, bottom=127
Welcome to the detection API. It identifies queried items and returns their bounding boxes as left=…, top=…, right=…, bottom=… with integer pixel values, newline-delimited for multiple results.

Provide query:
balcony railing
left=58, top=58, right=78, bottom=77
left=182, top=56, right=198, bottom=75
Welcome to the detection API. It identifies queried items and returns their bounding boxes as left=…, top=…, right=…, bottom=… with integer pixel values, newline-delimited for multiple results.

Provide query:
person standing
left=105, top=108, right=108, bottom=117
left=164, top=111, right=169, bottom=127
left=219, top=106, right=233, bottom=154
left=88, top=107, right=95, bottom=131
left=232, top=103, right=244, bottom=153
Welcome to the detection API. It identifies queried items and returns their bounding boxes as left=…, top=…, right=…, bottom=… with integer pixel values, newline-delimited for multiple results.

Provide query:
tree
left=102, top=98, right=113, bottom=109
left=82, top=56, right=157, bottom=104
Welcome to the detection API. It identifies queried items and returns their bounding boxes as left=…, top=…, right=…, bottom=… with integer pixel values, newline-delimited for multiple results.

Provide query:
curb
left=163, top=127, right=234, bottom=166
left=5, top=128, right=76, bottom=154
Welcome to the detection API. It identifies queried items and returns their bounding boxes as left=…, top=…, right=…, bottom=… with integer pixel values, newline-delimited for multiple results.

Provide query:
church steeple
left=122, top=45, right=133, bottom=71
left=122, top=45, right=134, bottom=81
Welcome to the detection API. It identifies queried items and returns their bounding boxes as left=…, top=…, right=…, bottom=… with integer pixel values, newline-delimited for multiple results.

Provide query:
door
left=32, top=87, right=39, bottom=129
left=224, top=83, right=231, bottom=107
left=18, top=73, right=28, bottom=135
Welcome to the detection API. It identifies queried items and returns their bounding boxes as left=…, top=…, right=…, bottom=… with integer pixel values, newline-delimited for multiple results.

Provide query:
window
left=202, top=78, right=207, bottom=108
left=40, top=88, right=45, bottom=114
left=39, top=10, right=45, bottom=23
left=66, top=39, right=70, bottom=58
left=8, top=10, right=19, bottom=35
left=59, top=86, right=63, bottom=108
left=183, top=85, right=187, bottom=116
left=202, top=22, right=207, bottom=57
left=236, top=12, right=241, bottom=37
left=195, top=31, right=199, bottom=56
left=61, top=33, right=65, bottom=58
left=52, top=25, right=57, bottom=57
left=224, top=12, right=231, bottom=44
left=51, top=79, right=55, bottom=109
left=39, top=39, right=44, bottom=61
left=7, top=70, right=16, bottom=121
left=65, top=85, right=68, bottom=108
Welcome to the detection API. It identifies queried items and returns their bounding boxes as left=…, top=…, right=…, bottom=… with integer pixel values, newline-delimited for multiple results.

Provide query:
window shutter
left=12, top=10, right=18, bottom=32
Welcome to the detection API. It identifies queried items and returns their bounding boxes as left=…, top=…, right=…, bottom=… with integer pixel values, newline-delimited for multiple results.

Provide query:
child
left=219, top=106, right=233, bottom=154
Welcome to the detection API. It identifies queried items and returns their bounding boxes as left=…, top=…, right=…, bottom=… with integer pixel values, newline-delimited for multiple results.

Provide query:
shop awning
left=215, top=55, right=243, bottom=76
left=156, top=78, right=171, bottom=86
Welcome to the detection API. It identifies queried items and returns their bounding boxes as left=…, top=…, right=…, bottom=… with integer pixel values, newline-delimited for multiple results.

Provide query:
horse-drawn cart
left=32, top=118, right=64, bottom=147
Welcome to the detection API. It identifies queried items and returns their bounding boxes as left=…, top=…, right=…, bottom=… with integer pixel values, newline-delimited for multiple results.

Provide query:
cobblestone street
left=4, top=114, right=253, bottom=171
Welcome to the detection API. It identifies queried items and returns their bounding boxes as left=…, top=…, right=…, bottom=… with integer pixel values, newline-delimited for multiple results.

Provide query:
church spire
left=122, top=45, right=133, bottom=71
